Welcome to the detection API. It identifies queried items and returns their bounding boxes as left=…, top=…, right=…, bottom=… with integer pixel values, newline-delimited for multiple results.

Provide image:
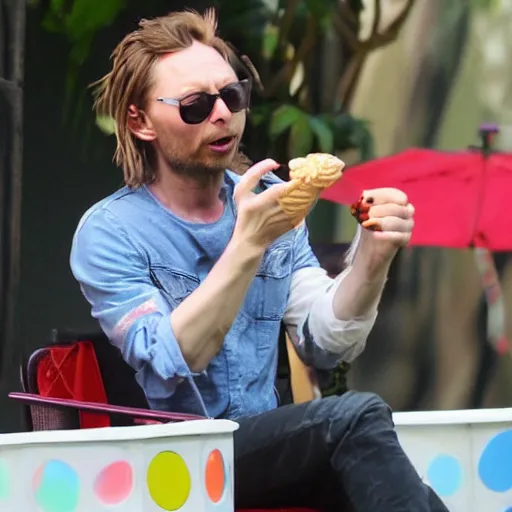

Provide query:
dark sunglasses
left=156, top=79, right=252, bottom=124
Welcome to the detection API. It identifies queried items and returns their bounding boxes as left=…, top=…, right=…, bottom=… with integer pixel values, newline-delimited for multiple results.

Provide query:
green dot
left=0, top=458, right=9, bottom=500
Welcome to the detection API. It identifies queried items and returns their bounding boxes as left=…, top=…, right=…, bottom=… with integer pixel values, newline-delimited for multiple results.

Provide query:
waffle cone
left=278, top=153, right=345, bottom=226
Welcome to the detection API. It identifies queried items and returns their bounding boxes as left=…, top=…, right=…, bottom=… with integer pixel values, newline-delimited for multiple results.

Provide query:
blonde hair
left=91, top=9, right=236, bottom=187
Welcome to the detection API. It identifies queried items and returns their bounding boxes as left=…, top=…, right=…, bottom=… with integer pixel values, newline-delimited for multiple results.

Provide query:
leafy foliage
left=216, top=0, right=379, bottom=164
left=267, top=104, right=373, bottom=159
left=41, top=0, right=126, bottom=66
left=215, top=0, right=414, bottom=164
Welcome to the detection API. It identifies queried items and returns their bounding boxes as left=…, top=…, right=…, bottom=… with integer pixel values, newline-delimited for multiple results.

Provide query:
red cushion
left=36, top=341, right=110, bottom=429
left=238, top=509, right=320, bottom=511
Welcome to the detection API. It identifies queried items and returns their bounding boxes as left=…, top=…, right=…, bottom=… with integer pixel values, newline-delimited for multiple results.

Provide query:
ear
left=127, top=105, right=156, bottom=141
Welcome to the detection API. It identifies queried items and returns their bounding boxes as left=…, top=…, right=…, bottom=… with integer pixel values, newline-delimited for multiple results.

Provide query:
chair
left=12, top=328, right=204, bottom=430
left=8, top=328, right=322, bottom=512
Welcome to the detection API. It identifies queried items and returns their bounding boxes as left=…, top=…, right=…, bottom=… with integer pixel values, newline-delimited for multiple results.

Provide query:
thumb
left=258, top=177, right=302, bottom=204
left=234, top=158, right=280, bottom=203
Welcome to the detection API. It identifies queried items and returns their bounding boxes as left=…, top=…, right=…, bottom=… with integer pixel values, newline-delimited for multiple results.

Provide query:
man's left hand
left=352, top=187, right=415, bottom=259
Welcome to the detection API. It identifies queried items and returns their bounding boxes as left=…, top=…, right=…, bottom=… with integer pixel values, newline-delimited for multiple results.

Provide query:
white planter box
left=0, top=419, right=238, bottom=512
left=394, top=408, right=512, bottom=512
left=1, top=407, right=511, bottom=511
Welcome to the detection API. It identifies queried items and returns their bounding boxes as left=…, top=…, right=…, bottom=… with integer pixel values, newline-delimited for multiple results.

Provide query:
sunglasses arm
left=156, top=97, right=180, bottom=106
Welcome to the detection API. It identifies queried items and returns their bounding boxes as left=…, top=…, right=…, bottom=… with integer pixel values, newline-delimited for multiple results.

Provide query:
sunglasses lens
left=220, top=81, right=250, bottom=113
left=178, top=81, right=251, bottom=124
left=180, top=93, right=214, bottom=124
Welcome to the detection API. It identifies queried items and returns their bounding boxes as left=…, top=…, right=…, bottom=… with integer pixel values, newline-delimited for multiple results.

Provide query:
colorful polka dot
left=147, top=451, right=191, bottom=510
left=33, top=460, right=79, bottom=512
left=205, top=449, right=225, bottom=503
left=426, top=454, right=463, bottom=497
left=0, top=458, right=9, bottom=500
left=479, top=429, right=512, bottom=492
left=94, top=461, right=133, bottom=505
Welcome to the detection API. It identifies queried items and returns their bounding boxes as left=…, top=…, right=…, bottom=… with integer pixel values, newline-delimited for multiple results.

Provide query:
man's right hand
left=233, top=159, right=300, bottom=251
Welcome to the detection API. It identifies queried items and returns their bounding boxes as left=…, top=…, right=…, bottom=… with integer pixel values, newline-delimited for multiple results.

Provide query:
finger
left=367, top=203, right=413, bottom=220
left=363, top=217, right=414, bottom=233
left=361, top=218, right=382, bottom=231
left=234, top=159, right=280, bottom=202
left=363, top=188, right=408, bottom=206
left=258, top=178, right=302, bottom=204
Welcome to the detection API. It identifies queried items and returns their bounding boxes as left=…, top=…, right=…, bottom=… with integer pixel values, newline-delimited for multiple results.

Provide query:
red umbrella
left=321, top=127, right=512, bottom=251
left=320, top=124, right=511, bottom=364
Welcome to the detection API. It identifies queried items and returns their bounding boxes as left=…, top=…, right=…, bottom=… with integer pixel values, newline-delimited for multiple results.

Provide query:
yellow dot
left=147, top=452, right=191, bottom=511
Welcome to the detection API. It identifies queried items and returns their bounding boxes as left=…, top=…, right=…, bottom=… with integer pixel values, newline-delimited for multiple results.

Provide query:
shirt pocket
left=243, top=241, right=293, bottom=321
left=149, top=266, right=200, bottom=309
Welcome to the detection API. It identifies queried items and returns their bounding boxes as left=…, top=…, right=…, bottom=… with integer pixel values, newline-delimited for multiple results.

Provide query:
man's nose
left=209, top=97, right=232, bottom=123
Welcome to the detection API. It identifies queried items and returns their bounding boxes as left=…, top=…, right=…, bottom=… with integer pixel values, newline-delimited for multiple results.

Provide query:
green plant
left=217, top=0, right=415, bottom=163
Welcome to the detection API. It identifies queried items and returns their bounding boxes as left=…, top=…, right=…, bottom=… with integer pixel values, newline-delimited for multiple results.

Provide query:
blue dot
left=34, top=459, right=79, bottom=512
left=478, top=430, right=512, bottom=492
left=426, top=454, right=463, bottom=497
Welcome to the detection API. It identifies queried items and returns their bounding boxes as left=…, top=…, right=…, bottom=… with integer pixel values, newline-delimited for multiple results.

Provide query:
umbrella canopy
left=321, top=147, right=512, bottom=251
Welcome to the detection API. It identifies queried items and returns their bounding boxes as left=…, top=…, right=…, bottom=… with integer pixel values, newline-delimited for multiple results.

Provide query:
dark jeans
left=234, top=391, right=449, bottom=511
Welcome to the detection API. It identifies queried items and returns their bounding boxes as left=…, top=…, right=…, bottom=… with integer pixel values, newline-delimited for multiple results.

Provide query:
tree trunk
left=0, top=0, right=26, bottom=382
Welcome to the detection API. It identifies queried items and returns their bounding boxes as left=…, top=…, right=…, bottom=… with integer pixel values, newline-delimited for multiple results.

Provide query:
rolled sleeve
left=284, top=223, right=376, bottom=368
left=303, top=267, right=377, bottom=365
left=70, top=208, right=192, bottom=399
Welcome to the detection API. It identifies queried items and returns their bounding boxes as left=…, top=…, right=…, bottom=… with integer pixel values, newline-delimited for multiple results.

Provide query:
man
left=70, top=9, right=448, bottom=512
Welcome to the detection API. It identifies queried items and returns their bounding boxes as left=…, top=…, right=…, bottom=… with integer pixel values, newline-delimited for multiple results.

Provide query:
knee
left=329, top=391, right=392, bottom=424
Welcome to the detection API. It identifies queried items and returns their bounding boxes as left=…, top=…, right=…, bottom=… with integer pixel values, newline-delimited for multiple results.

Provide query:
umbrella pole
left=473, top=248, right=509, bottom=358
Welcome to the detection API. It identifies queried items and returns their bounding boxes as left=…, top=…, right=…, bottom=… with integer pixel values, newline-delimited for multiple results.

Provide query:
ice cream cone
left=278, top=153, right=345, bottom=226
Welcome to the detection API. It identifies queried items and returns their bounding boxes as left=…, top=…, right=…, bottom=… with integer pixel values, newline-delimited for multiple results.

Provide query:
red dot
left=32, top=465, right=44, bottom=492
left=94, top=461, right=133, bottom=505
left=205, top=449, right=225, bottom=503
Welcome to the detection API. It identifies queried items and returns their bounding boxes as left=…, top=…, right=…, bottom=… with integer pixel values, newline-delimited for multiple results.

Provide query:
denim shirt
left=70, top=171, right=373, bottom=418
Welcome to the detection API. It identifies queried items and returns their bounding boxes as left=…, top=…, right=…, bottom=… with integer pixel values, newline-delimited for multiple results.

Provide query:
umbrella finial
left=479, top=123, right=500, bottom=155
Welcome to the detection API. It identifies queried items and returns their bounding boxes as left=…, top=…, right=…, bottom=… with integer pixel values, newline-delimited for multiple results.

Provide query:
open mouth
left=210, top=136, right=234, bottom=147
left=207, top=136, right=236, bottom=153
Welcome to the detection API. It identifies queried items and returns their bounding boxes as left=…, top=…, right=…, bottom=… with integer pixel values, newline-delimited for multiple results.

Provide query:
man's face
left=140, top=41, right=247, bottom=180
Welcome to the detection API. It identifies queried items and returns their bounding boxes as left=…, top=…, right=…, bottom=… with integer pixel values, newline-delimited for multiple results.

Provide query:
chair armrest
left=8, top=392, right=207, bottom=423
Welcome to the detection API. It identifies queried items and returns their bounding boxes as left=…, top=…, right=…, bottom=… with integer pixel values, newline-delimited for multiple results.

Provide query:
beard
left=163, top=144, right=236, bottom=185
left=167, top=156, right=225, bottom=181
left=162, top=139, right=256, bottom=185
